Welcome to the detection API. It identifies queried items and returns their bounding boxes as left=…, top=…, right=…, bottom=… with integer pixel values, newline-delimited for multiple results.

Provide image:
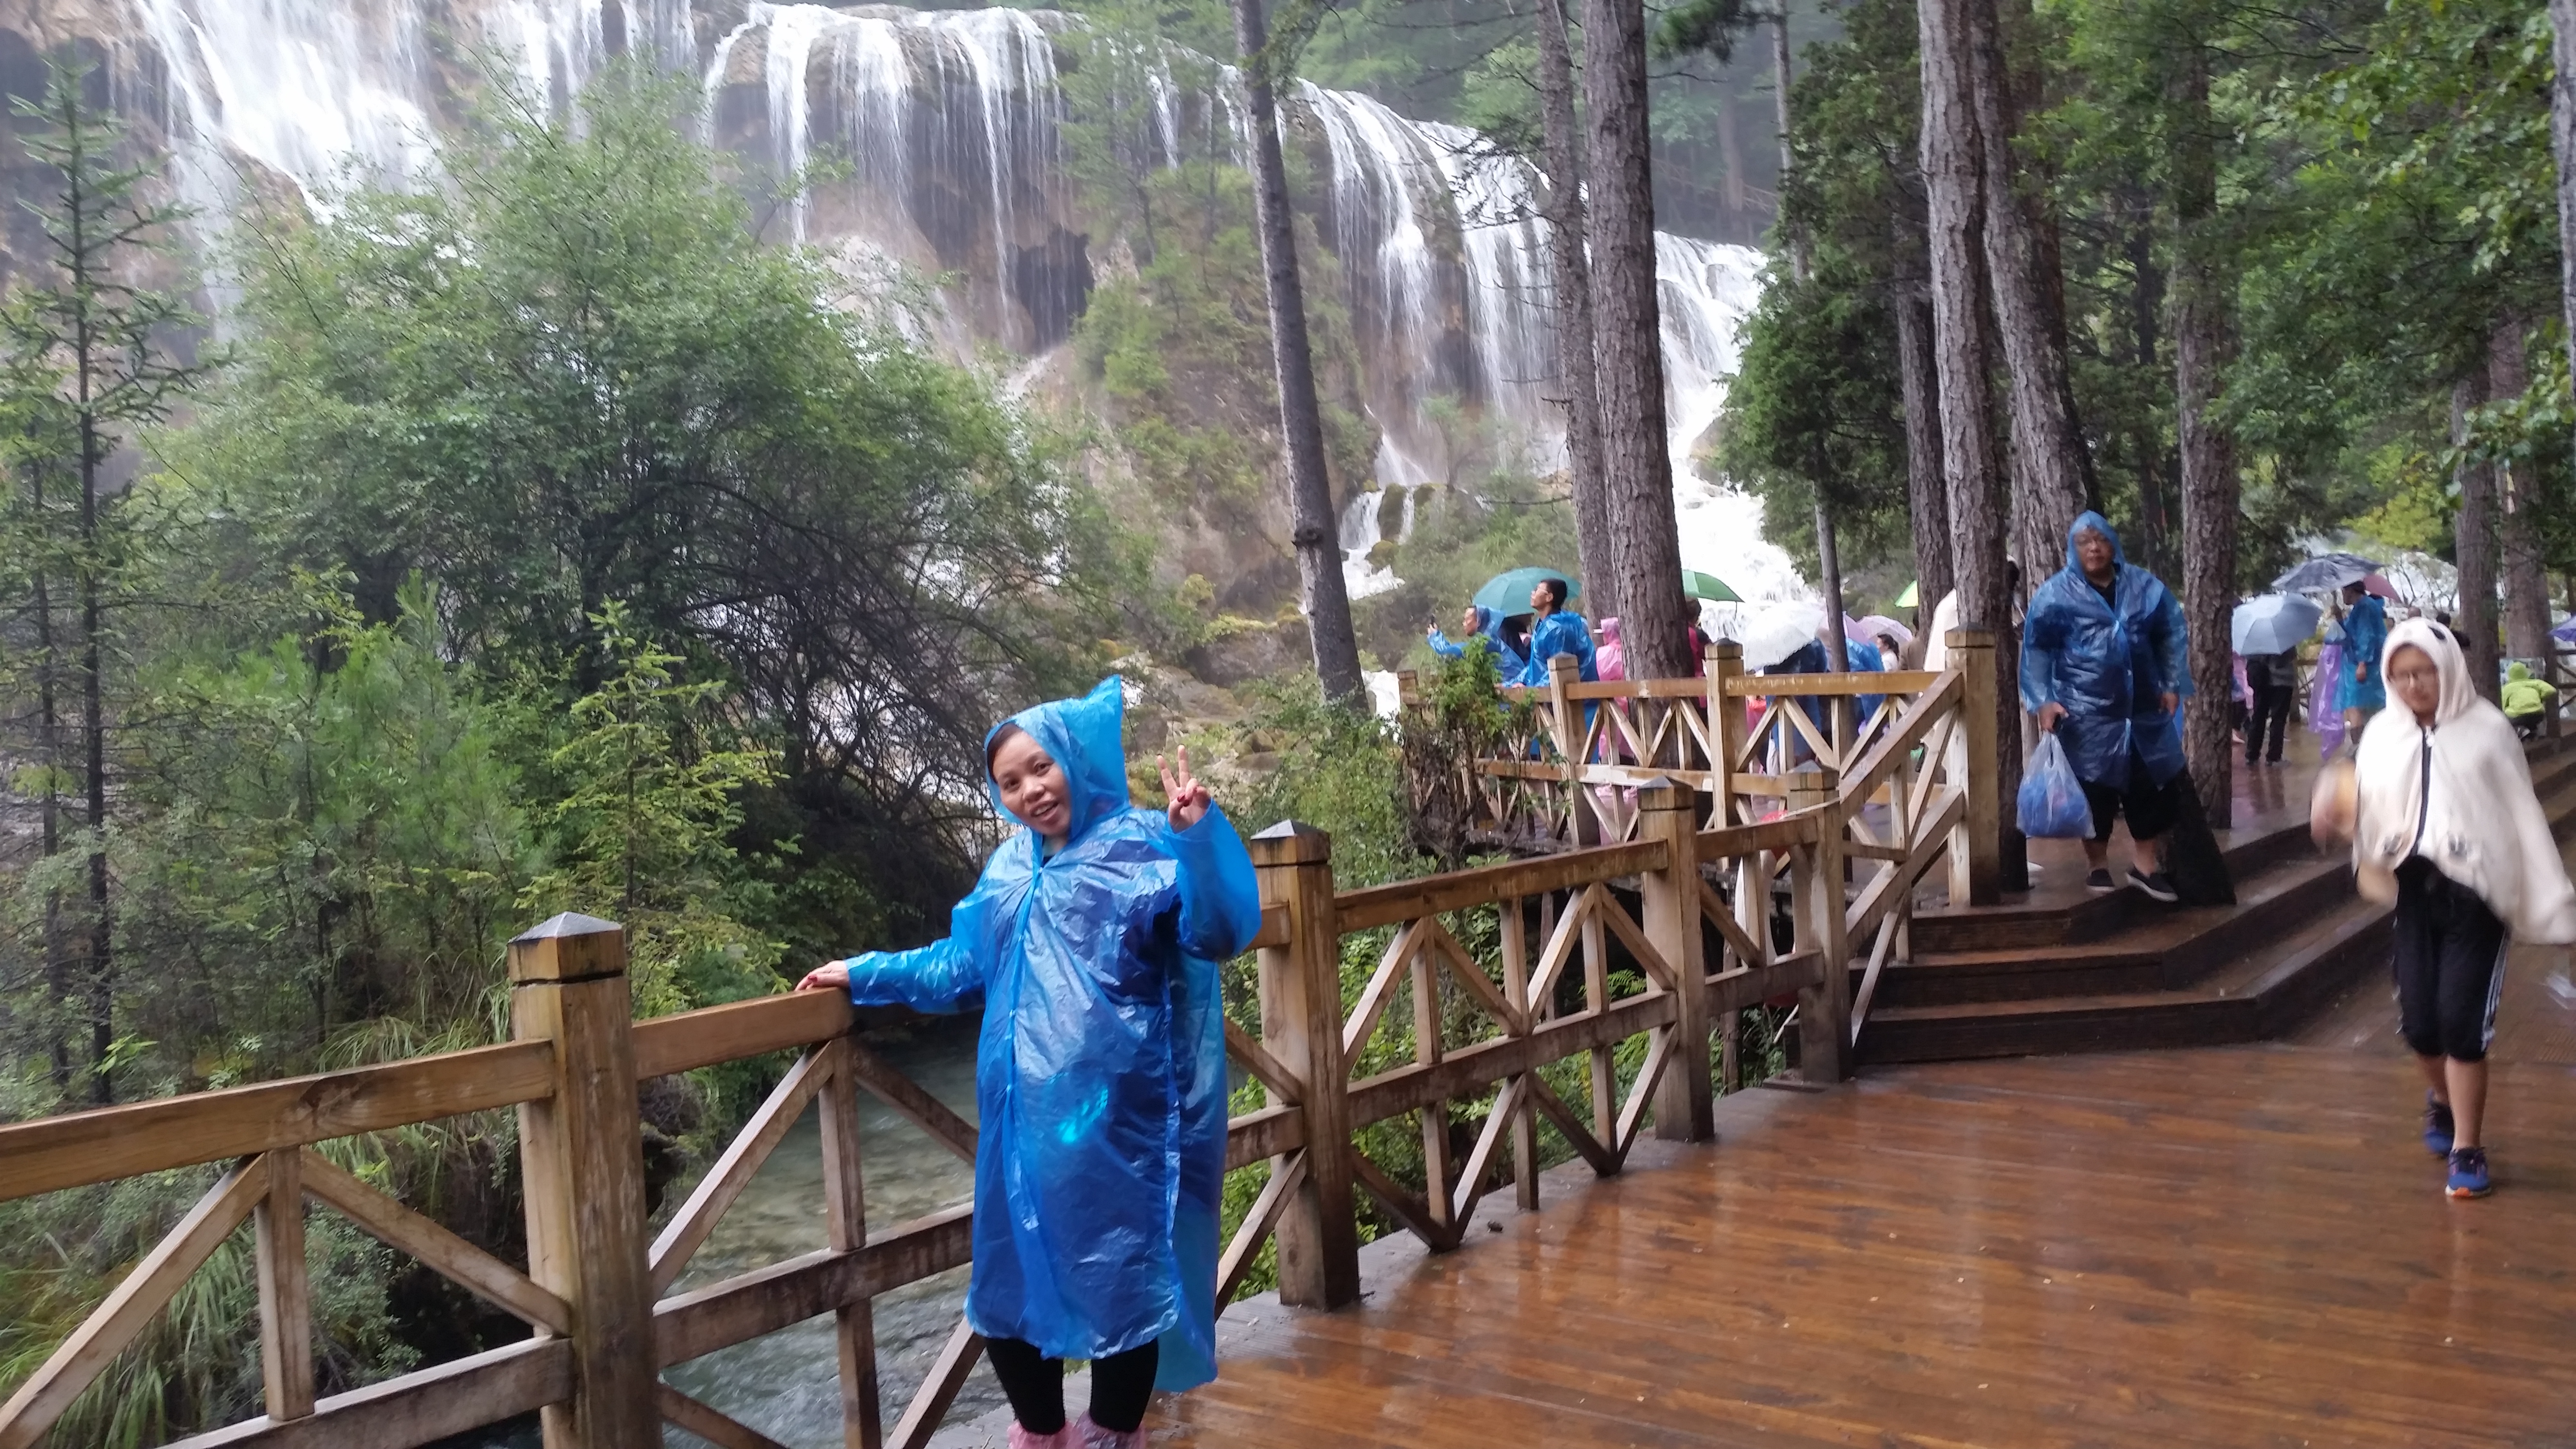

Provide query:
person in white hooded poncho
left=2317, top=617, right=2576, bottom=1199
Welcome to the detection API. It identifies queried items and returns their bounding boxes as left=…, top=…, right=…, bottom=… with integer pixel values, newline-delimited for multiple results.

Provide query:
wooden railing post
left=1548, top=653, right=1599, bottom=846
left=510, top=913, right=656, bottom=1449
left=1707, top=642, right=1746, bottom=826
left=1640, top=779, right=1714, bottom=1140
left=1946, top=627, right=2004, bottom=907
left=1789, top=793, right=1852, bottom=1083
left=1248, top=822, right=1361, bottom=1309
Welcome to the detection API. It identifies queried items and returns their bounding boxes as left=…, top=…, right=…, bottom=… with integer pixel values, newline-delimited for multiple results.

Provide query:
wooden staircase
left=1853, top=741, right=2576, bottom=1065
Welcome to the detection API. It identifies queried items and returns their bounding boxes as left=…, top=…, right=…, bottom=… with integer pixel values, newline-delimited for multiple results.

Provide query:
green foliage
left=1361, top=471, right=1582, bottom=670
left=517, top=603, right=783, bottom=1020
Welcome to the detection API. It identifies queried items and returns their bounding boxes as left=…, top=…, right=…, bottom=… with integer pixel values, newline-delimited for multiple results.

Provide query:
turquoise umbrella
left=1895, top=580, right=1919, bottom=608
left=1474, top=567, right=1578, bottom=617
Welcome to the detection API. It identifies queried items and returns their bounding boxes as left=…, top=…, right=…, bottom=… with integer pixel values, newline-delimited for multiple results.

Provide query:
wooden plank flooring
left=1155, top=1044, right=2576, bottom=1448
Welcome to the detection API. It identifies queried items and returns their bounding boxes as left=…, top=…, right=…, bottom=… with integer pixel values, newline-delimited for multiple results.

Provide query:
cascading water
left=125, top=0, right=695, bottom=221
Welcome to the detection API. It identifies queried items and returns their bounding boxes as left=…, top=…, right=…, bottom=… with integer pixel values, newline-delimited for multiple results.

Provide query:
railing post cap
left=508, top=913, right=627, bottom=983
left=1249, top=820, right=1332, bottom=866
left=1635, top=776, right=1689, bottom=810
left=1708, top=640, right=1743, bottom=661
left=1547, top=652, right=1580, bottom=676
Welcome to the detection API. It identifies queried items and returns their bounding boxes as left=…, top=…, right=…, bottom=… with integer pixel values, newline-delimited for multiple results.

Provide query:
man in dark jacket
left=2243, top=647, right=2300, bottom=766
left=2023, top=512, right=2192, bottom=901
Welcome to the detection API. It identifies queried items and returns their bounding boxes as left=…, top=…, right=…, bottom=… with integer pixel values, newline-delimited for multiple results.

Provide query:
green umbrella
left=1895, top=580, right=1919, bottom=608
left=1473, top=567, right=1578, bottom=617
left=1682, top=569, right=1740, bottom=603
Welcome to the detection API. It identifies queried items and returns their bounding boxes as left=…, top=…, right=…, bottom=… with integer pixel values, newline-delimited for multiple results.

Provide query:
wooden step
left=1907, top=742, right=2576, bottom=956
left=1853, top=848, right=2352, bottom=1009
left=1854, top=895, right=2390, bottom=1064
left=1851, top=749, right=2576, bottom=1065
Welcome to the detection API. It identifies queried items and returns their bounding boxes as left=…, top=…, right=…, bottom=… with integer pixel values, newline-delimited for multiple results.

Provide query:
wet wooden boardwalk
left=1156, top=978, right=2576, bottom=1448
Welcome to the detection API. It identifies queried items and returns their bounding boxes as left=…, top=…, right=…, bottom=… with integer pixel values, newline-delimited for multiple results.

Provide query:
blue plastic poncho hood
left=1428, top=605, right=1531, bottom=676
left=842, top=676, right=1261, bottom=1387
left=2020, top=511, right=2193, bottom=789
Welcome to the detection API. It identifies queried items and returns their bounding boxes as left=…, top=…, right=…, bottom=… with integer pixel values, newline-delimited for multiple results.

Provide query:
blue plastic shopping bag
left=2017, top=732, right=2093, bottom=839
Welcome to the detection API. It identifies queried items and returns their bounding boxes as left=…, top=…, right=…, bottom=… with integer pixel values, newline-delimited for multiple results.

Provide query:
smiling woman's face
left=990, top=728, right=1073, bottom=843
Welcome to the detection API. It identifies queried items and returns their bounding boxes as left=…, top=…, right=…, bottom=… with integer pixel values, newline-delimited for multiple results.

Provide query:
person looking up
left=2023, top=512, right=2192, bottom=902
left=2315, top=621, right=2576, bottom=1199
left=797, top=678, right=1260, bottom=1449
left=1516, top=576, right=1598, bottom=686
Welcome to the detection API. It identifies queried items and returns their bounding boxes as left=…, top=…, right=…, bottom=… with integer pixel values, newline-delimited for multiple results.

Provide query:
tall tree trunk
left=1895, top=278, right=1953, bottom=617
left=2122, top=195, right=2172, bottom=578
left=2551, top=0, right=2576, bottom=478
left=2173, top=42, right=2237, bottom=827
left=1535, top=0, right=1616, bottom=622
left=2490, top=318, right=2551, bottom=660
left=30, top=457, right=68, bottom=1094
left=2453, top=370, right=2501, bottom=704
left=1772, top=11, right=1846, bottom=672
left=1231, top=0, right=1365, bottom=705
left=1582, top=0, right=1690, bottom=679
left=1964, top=0, right=2088, bottom=585
left=79, top=399, right=111, bottom=1102
left=1920, top=0, right=2020, bottom=848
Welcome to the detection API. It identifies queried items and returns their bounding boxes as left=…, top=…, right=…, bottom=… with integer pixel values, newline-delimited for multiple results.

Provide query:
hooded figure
left=1429, top=605, right=1530, bottom=677
left=2351, top=621, right=2576, bottom=944
left=2341, top=591, right=2390, bottom=712
left=2020, top=511, right=2192, bottom=789
left=832, top=677, right=1260, bottom=1389
left=2501, top=660, right=2557, bottom=725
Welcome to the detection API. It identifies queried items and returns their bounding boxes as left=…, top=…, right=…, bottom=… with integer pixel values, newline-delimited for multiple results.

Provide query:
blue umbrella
left=2270, top=552, right=2381, bottom=595
left=2232, top=594, right=2324, bottom=656
left=2552, top=616, right=2576, bottom=644
left=1473, top=567, right=1578, bottom=618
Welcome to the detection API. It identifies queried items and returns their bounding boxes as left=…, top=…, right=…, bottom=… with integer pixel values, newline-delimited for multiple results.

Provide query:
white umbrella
left=1729, top=599, right=1828, bottom=670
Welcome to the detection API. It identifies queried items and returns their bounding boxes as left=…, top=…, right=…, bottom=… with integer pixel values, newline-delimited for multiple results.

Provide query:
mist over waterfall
left=89, top=0, right=1803, bottom=613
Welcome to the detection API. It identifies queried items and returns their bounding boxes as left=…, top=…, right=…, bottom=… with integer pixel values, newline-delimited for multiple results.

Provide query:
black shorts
left=2392, top=857, right=2508, bottom=1062
left=2078, top=756, right=2180, bottom=844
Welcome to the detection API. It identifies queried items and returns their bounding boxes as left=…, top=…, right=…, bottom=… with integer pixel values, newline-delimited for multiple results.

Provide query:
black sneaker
left=2085, top=868, right=2116, bottom=893
left=2129, top=868, right=2179, bottom=902
left=2424, top=1092, right=2455, bottom=1156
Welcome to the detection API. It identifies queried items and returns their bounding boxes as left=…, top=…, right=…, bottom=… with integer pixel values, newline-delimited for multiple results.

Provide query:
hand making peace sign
left=1158, top=746, right=1211, bottom=832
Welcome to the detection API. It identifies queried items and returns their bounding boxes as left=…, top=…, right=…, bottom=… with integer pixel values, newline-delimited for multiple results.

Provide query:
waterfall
left=1339, top=486, right=1401, bottom=600
left=104, top=0, right=1799, bottom=609
left=127, top=0, right=696, bottom=219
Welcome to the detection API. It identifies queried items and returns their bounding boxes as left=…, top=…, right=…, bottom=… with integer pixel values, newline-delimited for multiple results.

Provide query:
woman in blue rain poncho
left=797, top=678, right=1260, bottom=1449
left=2022, top=511, right=2193, bottom=900
left=1427, top=603, right=1529, bottom=677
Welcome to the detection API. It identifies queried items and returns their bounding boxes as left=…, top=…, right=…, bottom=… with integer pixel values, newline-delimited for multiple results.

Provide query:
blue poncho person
left=832, top=677, right=1261, bottom=1389
left=1515, top=609, right=1599, bottom=686
left=2021, top=511, right=2192, bottom=789
left=1428, top=605, right=1530, bottom=677
left=2341, top=593, right=2389, bottom=712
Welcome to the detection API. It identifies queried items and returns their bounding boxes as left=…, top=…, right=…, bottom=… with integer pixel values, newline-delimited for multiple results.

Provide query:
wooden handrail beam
left=632, top=989, right=851, bottom=1080
left=1335, top=839, right=1667, bottom=933
left=1720, top=670, right=1944, bottom=697
left=0, top=1041, right=554, bottom=1205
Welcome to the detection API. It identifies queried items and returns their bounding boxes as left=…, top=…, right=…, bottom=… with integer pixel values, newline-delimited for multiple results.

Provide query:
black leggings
left=985, top=1336, right=1158, bottom=1435
left=2393, top=858, right=2509, bottom=1062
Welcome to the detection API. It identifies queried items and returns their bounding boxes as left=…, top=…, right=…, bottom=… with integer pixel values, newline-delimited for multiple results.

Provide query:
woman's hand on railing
left=796, top=960, right=850, bottom=993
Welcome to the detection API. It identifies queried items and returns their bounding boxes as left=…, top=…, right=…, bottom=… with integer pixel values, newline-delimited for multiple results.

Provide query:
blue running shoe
left=2424, top=1093, right=2455, bottom=1156
left=2447, top=1146, right=2492, bottom=1199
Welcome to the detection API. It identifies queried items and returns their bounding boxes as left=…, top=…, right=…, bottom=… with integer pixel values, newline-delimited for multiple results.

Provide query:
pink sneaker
left=1076, top=1413, right=1148, bottom=1449
left=1008, top=1424, right=1078, bottom=1449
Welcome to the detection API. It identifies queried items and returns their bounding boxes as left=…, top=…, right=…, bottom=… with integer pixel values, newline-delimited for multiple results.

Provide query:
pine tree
left=2, top=56, right=205, bottom=1102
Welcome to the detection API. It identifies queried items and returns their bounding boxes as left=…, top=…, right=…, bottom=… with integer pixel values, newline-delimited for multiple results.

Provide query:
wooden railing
left=1431, top=628, right=2004, bottom=1046
left=0, top=793, right=1845, bottom=1449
